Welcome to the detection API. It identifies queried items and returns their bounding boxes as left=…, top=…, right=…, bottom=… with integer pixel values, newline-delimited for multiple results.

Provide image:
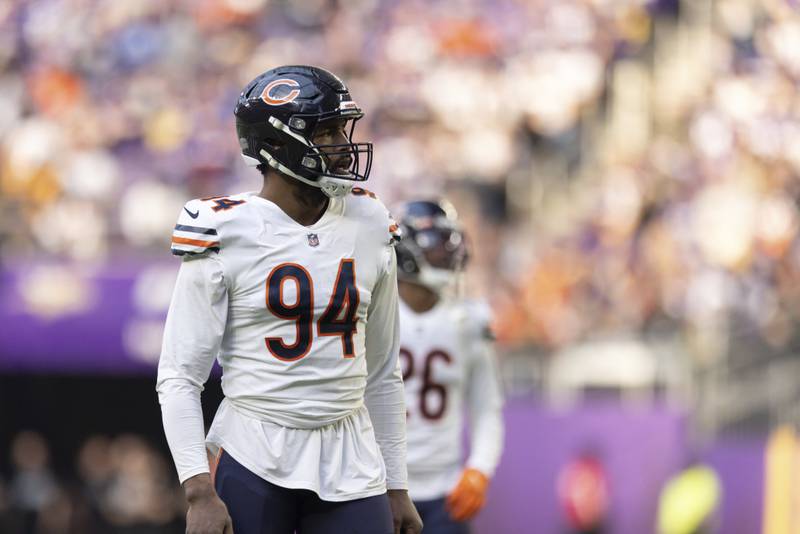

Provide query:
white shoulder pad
left=461, top=299, right=496, bottom=342
left=348, top=187, right=402, bottom=246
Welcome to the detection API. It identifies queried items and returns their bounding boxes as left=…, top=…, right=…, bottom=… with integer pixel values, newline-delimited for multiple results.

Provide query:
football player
left=157, top=66, right=422, bottom=534
left=395, top=200, right=504, bottom=533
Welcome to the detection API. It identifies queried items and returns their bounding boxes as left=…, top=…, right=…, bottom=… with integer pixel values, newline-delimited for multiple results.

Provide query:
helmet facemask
left=397, top=223, right=469, bottom=293
left=301, top=116, right=372, bottom=182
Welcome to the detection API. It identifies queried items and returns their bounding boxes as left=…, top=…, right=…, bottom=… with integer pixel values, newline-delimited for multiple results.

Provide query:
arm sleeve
left=156, top=255, right=228, bottom=484
left=465, top=335, right=505, bottom=477
left=364, top=247, right=408, bottom=490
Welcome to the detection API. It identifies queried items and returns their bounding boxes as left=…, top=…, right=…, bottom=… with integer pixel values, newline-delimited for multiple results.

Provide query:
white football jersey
left=157, top=190, right=407, bottom=501
left=399, top=297, right=504, bottom=501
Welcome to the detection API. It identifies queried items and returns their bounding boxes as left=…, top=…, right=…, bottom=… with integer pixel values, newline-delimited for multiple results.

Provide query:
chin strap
left=257, top=149, right=353, bottom=198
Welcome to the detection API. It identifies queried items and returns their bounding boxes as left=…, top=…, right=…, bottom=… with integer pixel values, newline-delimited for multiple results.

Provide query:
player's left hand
left=446, top=468, right=489, bottom=522
left=387, top=489, right=423, bottom=534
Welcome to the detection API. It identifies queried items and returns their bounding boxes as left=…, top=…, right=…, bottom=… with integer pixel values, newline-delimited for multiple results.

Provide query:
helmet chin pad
left=255, top=149, right=353, bottom=198
left=318, top=177, right=354, bottom=198
left=417, top=266, right=457, bottom=293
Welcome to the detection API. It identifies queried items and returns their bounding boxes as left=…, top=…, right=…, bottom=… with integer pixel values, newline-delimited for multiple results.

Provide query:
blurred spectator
left=8, top=430, right=61, bottom=533
left=3, top=431, right=184, bottom=534
left=656, top=461, right=722, bottom=534
left=557, top=448, right=610, bottom=534
left=0, top=475, right=13, bottom=533
left=99, top=434, right=181, bottom=533
left=75, top=435, right=115, bottom=533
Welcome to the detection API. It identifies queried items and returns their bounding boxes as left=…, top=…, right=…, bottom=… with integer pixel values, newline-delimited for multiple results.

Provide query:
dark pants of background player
left=214, top=451, right=394, bottom=534
left=413, top=498, right=470, bottom=534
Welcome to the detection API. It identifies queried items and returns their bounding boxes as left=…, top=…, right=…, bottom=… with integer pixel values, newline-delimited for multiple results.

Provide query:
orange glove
left=445, top=468, right=489, bottom=522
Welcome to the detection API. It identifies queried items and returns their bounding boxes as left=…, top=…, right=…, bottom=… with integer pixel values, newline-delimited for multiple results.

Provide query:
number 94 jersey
left=163, top=190, right=401, bottom=430
left=399, top=298, right=504, bottom=501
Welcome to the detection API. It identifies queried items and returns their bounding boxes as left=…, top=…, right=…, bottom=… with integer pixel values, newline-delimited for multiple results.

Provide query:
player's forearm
left=467, top=411, right=504, bottom=476
left=365, top=377, right=408, bottom=489
left=158, top=379, right=211, bottom=483
left=364, top=251, right=406, bottom=487
left=466, top=342, right=505, bottom=476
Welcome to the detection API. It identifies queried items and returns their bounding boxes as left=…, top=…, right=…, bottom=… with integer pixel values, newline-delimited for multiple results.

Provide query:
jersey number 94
left=265, top=259, right=359, bottom=361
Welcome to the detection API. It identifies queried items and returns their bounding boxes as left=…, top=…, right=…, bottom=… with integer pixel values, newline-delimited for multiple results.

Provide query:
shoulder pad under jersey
left=170, top=194, right=247, bottom=256
left=461, top=299, right=496, bottom=342
left=349, top=187, right=402, bottom=246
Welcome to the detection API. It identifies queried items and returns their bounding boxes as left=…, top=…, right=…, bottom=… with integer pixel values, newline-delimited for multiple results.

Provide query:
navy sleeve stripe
left=174, top=224, right=218, bottom=235
left=171, top=247, right=220, bottom=256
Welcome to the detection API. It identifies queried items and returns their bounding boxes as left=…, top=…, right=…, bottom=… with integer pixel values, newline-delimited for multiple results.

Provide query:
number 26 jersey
left=400, top=297, right=504, bottom=501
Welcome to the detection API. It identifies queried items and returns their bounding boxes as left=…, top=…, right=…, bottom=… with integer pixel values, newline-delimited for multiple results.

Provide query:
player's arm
left=447, top=313, right=505, bottom=522
left=157, top=255, right=233, bottom=533
left=364, top=247, right=406, bottom=489
left=156, top=255, right=227, bottom=482
left=364, top=247, right=422, bottom=533
left=157, top=206, right=233, bottom=533
left=465, top=328, right=504, bottom=477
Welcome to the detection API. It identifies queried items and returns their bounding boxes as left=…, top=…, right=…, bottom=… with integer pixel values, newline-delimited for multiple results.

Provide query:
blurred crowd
left=1, top=0, right=800, bottom=360
left=0, top=0, right=652, bottom=259
left=0, top=431, right=184, bottom=534
left=492, top=0, right=800, bottom=360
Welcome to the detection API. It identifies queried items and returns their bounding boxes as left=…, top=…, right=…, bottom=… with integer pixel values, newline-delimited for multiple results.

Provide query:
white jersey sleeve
left=157, top=201, right=229, bottom=484
left=364, top=226, right=407, bottom=490
left=464, top=302, right=504, bottom=477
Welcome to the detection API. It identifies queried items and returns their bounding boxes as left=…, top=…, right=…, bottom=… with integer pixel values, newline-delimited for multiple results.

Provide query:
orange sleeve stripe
left=389, top=223, right=399, bottom=233
left=171, top=236, right=219, bottom=247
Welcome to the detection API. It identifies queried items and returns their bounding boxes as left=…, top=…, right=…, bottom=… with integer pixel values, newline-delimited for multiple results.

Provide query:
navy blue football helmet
left=235, top=65, right=372, bottom=197
left=395, top=199, right=469, bottom=292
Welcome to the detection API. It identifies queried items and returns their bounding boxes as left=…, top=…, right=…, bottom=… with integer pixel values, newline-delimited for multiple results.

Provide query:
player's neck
left=398, top=281, right=440, bottom=313
left=259, top=172, right=329, bottom=226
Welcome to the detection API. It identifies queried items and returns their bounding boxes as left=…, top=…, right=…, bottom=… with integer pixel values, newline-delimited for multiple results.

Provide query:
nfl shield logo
left=307, top=233, right=320, bottom=247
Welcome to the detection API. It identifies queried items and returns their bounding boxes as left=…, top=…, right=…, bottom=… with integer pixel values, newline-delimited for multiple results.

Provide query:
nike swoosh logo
left=184, top=207, right=199, bottom=219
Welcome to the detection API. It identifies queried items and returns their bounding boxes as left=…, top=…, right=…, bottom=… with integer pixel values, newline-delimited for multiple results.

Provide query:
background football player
left=395, top=200, right=504, bottom=533
left=157, top=65, right=422, bottom=534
